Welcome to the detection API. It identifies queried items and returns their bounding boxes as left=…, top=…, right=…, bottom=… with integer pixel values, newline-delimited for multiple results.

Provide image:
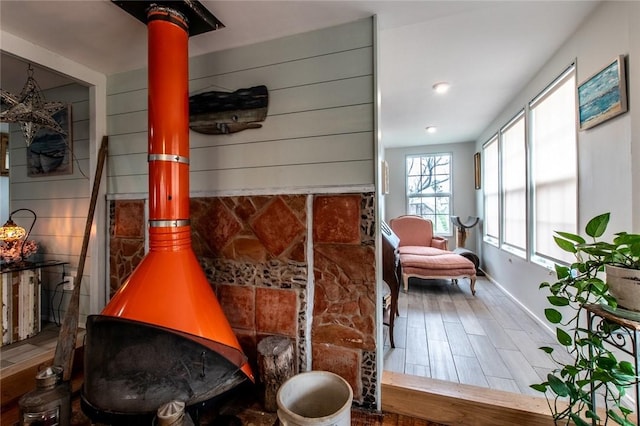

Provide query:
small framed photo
left=577, top=55, right=627, bottom=131
left=381, top=160, right=390, bottom=195
left=1, top=133, right=8, bottom=176
left=474, top=152, right=481, bottom=190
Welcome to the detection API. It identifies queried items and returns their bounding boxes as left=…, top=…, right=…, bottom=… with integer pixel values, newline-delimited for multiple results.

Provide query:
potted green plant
left=532, top=213, right=639, bottom=426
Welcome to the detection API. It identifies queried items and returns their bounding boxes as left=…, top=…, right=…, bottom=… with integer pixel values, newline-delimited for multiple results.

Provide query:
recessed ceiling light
left=432, top=82, right=450, bottom=94
left=425, top=126, right=437, bottom=134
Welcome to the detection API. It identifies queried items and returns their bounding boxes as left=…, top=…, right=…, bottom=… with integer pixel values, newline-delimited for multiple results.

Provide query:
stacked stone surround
left=109, top=200, right=145, bottom=299
left=108, top=192, right=377, bottom=408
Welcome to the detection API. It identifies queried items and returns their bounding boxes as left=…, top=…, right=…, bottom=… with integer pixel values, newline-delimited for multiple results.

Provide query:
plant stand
left=585, top=304, right=640, bottom=425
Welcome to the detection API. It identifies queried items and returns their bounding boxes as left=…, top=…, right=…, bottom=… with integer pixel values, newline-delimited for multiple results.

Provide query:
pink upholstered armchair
left=388, top=215, right=476, bottom=294
left=389, top=215, right=448, bottom=251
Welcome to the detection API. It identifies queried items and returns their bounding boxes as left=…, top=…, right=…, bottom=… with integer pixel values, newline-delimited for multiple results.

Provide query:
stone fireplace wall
left=109, top=192, right=377, bottom=408
left=109, top=200, right=145, bottom=299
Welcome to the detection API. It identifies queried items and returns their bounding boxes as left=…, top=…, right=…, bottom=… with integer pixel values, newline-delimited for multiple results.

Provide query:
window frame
left=528, top=64, right=578, bottom=268
left=499, top=110, right=527, bottom=259
left=482, top=135, right=499, bottom=247
left=405, top=152, right=453, bottom=236
left=480, top=63, right=577, bottom=271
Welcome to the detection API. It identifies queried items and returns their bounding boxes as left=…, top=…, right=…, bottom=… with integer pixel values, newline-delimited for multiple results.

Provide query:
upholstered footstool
left=398, top=250, right=477, bottom=295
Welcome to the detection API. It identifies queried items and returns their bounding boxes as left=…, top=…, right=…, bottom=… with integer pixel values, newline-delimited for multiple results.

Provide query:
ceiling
left=0, top=0, right=600, bottom=149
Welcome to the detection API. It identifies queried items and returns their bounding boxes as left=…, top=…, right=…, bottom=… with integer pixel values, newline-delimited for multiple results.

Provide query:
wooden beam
left=382, top=371, right=556, bottom=426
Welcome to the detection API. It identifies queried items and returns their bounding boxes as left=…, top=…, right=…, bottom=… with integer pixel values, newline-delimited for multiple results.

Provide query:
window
left=406, top=153, right=451, bottom=235
left=481, top=65, right=577, bottom=268
left=530, top=66, right=577, bottom=265
left=483, top=136, right=499, bottom=246
left=501, top=113, right=526, bottom=256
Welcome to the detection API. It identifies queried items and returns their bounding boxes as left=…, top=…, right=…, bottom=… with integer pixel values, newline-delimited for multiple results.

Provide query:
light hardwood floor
left=383, top=276, right=573, bottom=397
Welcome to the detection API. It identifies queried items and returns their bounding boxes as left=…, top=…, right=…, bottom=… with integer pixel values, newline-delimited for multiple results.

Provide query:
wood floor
left=383, top=276, right=573, bottom=397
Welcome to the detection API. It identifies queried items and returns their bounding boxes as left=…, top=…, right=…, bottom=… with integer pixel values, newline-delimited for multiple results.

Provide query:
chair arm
left=431, top=236, right=448, bottom=250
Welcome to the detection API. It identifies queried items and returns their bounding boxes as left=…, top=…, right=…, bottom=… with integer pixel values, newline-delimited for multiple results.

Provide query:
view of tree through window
left=406, top=153, right=451, bottom=235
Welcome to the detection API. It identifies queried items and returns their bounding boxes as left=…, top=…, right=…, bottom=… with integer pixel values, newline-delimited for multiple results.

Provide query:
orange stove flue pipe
left=100, top=4, right=253, bottom=382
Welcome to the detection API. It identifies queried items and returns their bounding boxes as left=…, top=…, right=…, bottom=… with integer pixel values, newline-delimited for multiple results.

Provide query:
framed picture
left=577, top=55, right=627, bottom=131
left=27, top=104, right=73, bottom=176
left=381, top=160, right=390, bottom=195
left=474, top=152, right=481, bottom=190
left=1, top=133, right=8, bottom=176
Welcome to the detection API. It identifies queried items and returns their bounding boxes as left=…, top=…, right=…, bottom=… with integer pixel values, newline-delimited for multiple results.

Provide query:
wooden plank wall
left=106, top=18, right=375, bottom=195
left=8, top=83, right=91, bottom=324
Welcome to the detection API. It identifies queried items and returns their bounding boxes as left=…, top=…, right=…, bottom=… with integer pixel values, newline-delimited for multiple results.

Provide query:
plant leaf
left=556, top=328, right=572, bottom=346
left=596, top=356, right=616, bottom=370
left=620, top=406, right=633, bottom=416
left=555, top=264, right=571, bottom=279
left=555, top=231, right=586, bottom=245
left=547, top=374, right=569, bottom=397
left=548, top=296, right=570, bottom=307
left=585, top=212, right=610, bottom=238
left=538, top=346, right=554, bottom=354
left=554, top=236, right=577, bottom=253
left=585, top=410, right=600, bottom=420
left=564, top=365, right=579, bottom=376
left=569, top=413, right=590, bottom=426
left=619, top=361, right=635, bottom=375
left=608, top=409, right=635, bottom=426
left=530, top=383, right=547, bottom=393
left=545, top=308, right=562, bottom=324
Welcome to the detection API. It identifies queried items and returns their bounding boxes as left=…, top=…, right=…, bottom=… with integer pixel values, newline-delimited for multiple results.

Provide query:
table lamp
left=0, top=208, right=37, bottom=262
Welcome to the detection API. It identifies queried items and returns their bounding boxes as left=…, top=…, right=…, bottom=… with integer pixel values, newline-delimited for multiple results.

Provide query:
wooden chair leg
left=403, top=274, right=409, bottom=292
left=388, top=283, right=400, bottom=349
left=389, top=313, right=395, bottom=349
left=470, top=277, right=477, bottom=295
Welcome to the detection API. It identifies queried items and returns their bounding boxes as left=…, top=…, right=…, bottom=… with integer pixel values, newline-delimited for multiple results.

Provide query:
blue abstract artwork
left=578, top=56, right=627, bottom=130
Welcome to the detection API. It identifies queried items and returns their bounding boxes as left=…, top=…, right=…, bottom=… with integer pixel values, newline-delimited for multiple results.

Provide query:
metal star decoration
left=0, top=65, right=67, bottom=146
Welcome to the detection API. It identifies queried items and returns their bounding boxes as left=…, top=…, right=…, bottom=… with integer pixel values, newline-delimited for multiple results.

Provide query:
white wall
left=106, top=18, right=375, bottom=197
left=629, top=2, right=640, bottom=230
left=384, top=141, right=478, bottom=251
left=476, top=1, right=640, bottom=328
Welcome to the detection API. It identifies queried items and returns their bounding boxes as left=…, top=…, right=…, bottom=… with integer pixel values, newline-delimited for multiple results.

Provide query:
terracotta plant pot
left=606, top=264, right=640, bottom=312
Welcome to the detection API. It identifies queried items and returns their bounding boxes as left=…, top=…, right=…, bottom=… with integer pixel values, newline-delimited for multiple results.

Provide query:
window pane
left=501, top=114, right=526, bottom=252
left=434, top=197, right=450, bottom=234
left=407, top=176, right=422, bottom=195
left=483, top=137, right=499, bottom=244
left=530, top=69, right=577, bottom=264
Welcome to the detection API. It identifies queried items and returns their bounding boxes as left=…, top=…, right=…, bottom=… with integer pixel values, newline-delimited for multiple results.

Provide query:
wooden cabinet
left=1, top=267, right=40, bottom=345
left=1, top=261, right=66, bottom=346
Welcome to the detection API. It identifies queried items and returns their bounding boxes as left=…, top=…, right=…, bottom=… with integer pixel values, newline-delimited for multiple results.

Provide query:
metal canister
left=156, top=400, right=194, bottom=426
left=18, top=366, right=71, bottom=426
